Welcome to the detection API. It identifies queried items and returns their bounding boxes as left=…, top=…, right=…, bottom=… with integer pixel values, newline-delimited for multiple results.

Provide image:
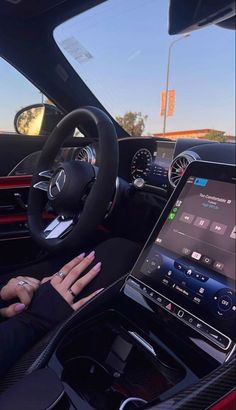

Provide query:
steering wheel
left=27, top=106, right=118, bottom=252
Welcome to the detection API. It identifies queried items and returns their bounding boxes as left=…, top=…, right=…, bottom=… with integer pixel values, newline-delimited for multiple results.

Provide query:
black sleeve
left=0, top=283, right=73, bottom=377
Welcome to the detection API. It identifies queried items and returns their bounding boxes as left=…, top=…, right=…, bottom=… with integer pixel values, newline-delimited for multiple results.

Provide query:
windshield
left=54, top=0, right=235, bottom=142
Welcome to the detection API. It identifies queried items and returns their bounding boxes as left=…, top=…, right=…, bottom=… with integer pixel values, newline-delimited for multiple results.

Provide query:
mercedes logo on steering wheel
left=48, top=169, right=66, bottom=198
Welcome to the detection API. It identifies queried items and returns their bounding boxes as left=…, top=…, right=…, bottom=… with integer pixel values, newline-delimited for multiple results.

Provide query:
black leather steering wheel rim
left=27, top=106, right=118, bottom=252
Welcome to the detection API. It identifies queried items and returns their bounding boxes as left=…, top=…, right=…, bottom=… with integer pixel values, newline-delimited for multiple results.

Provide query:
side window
left=0, top=57, right=85, bottom=138
left=0, top=57, right=44, bottom=135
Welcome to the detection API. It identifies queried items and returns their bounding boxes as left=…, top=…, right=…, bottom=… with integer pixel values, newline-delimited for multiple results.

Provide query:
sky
left=0, top=0, right=235, bottom=135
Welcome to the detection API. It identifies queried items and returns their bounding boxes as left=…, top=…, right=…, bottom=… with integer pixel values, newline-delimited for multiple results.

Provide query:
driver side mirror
left=14, top=103, right=64, bottom=136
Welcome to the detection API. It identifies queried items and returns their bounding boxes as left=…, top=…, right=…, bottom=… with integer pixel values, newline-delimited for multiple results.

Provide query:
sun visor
left=168, top=0, right=236, bottom=35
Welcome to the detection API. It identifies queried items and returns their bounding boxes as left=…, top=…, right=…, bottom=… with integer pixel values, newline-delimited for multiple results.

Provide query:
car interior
left=0, top=1, right=235, bottom=409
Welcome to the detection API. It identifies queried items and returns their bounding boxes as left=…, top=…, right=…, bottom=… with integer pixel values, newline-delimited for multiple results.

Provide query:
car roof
left=0, top=0, right=128, bottom=138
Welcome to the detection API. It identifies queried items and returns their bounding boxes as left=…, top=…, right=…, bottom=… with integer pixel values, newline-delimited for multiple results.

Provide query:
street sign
left=160, top=89, right=176, bottom=116
left=167, top=89, right=176, bottom=116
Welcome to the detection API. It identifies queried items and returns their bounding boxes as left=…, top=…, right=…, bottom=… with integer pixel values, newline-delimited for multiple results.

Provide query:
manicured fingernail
left=15, top=303, right=26, bottom=312
left=87, top=250, right=95, bottom=259
left=78, top=252, right=85, bottom=258
left=96, top=288, right=104, bottom=294
left=93, top=262, right=101, bottom=270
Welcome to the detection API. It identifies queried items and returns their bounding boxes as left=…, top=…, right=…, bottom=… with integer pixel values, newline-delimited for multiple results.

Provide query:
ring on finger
left=57, top=271, right=66, bottom=280
left=17, top=280, right=29, bottom=287
left=68, top=288, right=76, bottom=299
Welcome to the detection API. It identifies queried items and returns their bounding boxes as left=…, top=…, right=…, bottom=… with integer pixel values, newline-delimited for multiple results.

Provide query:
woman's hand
left=0, top=251, right=102, bottom=318
left=49, top=251, right=103, bottom=310
left=0, top=276, right=40, bottom=318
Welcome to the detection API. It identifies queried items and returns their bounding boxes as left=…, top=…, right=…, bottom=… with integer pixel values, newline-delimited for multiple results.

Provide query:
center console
left=34, top=161, right=236, bottom=409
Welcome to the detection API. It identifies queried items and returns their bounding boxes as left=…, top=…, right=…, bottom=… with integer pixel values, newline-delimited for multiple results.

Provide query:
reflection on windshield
left=54, top=0, right=235, bottom=142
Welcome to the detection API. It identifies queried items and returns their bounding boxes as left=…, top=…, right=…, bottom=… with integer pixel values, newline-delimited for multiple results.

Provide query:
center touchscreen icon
left=194, top=178, right=208, bottom=187
left=210, top=222, right=227, bottom=235
left=191, top=251, right=202, bottom=260
left=194, top=217, right=210, bottom=229
left=180, top=212, right=195, bottom=224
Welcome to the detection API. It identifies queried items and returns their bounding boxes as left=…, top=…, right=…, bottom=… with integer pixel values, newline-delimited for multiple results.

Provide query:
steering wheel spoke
left=39, top=170, right=54, bottom=179
left=33, top=180, right=49, bottom=191
left=44, top=216, right=74, bottom=239
left=33, top=170, right=54, bottom=191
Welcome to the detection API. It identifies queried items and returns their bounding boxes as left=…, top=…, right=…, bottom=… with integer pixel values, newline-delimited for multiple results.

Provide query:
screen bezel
left=129, top=160, right=236, bottom=339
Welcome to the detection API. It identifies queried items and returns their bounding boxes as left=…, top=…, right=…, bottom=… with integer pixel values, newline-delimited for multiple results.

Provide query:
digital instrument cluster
left=131, top=148, right=152, bottom=180
left=130, top=142, right=175, bottom=189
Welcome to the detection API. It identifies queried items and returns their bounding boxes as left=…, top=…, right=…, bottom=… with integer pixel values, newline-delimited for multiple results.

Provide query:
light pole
left=162, top=34, right=190, bottom=138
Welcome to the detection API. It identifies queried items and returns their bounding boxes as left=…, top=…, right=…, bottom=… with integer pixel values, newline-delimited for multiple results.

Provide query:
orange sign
left=160, top=91, right=166, bottom=116
left=167, top=89, right=176, bottom=116
left=160, top=89, right=176, bottom=117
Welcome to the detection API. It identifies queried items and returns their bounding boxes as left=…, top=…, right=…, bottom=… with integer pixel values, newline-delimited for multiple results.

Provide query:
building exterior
left=153, top=128, right=235, bottom=143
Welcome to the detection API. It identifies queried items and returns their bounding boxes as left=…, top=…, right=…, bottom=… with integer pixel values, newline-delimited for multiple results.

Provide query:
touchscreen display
left=136, top=175, right=236, bottom=337
left=154, top=177, right=235, bottom=280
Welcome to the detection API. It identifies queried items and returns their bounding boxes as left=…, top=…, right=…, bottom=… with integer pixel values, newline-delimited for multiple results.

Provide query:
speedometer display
left=131, top=148, right=152, bottom=180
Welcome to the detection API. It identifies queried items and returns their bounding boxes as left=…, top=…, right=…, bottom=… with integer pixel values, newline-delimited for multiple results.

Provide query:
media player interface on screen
left=140, top=176, right=236, bottom=326
left=156, top=177, right=235, bottom=280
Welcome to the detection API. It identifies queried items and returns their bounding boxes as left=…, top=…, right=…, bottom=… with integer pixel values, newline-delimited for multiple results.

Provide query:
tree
left=205, top=130, right=227, bottom=143
left=116, top=111, right=147, bottom=136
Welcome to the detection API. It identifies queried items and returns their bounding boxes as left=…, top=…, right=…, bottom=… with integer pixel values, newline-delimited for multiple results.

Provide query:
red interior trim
left=0, top=214, right=28, bottom=224
left=211, top=391, right=236, bottom=410
left=0, top=175, right=32, bottom=189
left=0, top=211, right=54, bottom=225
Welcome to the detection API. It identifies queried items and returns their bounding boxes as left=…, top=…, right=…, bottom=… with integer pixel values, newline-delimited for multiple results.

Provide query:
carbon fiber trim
left=0, top=329, right=56, bottom=393
left=0, top=276, right=123, bottom=393
left=148, top=356, right=236, bottom=410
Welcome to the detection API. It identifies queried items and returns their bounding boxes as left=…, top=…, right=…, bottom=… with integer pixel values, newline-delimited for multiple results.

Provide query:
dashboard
left=9, top=138, right=176, bottom=192
left=6, top=136, right=236, bottom=350
left=8, top=137, right=236, bottom=198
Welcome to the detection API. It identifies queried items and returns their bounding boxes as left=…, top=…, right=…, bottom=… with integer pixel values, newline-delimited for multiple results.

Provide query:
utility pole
left=162, top=34, right=190, bottom=138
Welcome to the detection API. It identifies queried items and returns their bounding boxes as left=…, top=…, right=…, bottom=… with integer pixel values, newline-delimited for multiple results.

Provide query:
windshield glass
left=54, top=0, right=235, bottom=142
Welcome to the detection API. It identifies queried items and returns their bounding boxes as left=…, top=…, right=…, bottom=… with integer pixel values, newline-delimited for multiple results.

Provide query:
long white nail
left=96, top=288, right=104, bottom=294
left=87, top=250, right=95, bottom=259
left=78, top=252, right=85, bottom=258
left=93, top=262, right=101, bottom=270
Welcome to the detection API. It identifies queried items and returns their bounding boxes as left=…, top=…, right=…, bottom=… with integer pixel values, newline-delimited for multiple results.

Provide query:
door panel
left=0, top=175, right=54, bottom=270
left=0, top=174, right=55, bottom=239
left=0, top=133, right=47, bottom=176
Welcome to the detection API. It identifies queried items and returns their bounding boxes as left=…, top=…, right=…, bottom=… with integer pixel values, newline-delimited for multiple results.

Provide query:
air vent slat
left=76, top=146, right=96, bottom=164
left=168, top=152, right=198, bottom=188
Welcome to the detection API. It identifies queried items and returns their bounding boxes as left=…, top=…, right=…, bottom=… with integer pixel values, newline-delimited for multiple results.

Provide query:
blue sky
left=1, top=0, right=235, bottom=135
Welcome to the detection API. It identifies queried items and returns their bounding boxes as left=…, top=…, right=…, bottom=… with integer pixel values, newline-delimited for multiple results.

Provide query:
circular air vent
left=76, top=146, right=96, bottom=164
left=168, top=151, right=199, bottom=188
